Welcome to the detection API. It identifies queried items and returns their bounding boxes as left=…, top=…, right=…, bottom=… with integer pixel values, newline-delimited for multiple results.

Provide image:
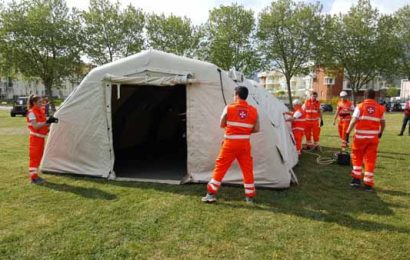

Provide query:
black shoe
left=245, top=197, right=255, bottom=204
left=364, top=185, right=373, bottom=192
left=31, top=177, right=46, bottom=184
left=350, top=178, right=361, bottom=188
left=398, top=133, right=403, bottom=136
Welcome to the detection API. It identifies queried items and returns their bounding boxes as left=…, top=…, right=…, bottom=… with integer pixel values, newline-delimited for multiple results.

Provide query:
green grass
left=0, top=110, right=409, bottom=259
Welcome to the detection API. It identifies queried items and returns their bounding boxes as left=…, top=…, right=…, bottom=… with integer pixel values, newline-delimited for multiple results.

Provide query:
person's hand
left=332, top=120, right=336, bottom=126
left=344, top=133, right=349, bottom=144
left=378, top=132, right=383, bottom=139
left=46, top=116, right=59, bottom=124
left=320, top=119, right=324, bottom=127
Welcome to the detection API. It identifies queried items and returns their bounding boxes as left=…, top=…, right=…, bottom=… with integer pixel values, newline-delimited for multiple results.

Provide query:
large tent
left=41, top=50, right=298, bottom=188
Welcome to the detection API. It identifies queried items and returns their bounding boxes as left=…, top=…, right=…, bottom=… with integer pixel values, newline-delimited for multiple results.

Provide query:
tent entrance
left=111, top=84, right=187, bottom=183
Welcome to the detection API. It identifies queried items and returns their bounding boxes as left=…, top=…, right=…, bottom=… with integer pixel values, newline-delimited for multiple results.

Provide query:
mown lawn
left=0, top=110, right=409, bottom=259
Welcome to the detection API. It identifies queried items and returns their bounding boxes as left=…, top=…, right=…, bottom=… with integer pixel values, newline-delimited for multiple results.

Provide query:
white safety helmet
left=340, top=91, right=348, bottom=97
left=292, top=99, right=301, bottom=105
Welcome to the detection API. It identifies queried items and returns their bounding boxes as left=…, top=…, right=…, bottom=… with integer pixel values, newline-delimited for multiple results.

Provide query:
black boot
left=350, top=178, right=361, bottom=188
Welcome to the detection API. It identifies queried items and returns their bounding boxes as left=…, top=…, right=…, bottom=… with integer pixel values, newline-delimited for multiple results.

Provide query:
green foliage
left=320, top=0, right=399, bottom=104
left=257, top=0, right=322, bottom=108
left=81, top=0, right=145, bottom=65
left=146, top=14, right=199, bottom=57
left=201, top=4, right=259, bottom=76
left=394, top=5, right=410, bottom=80
left=386, top=85, right=399, bottom=97
left=0, top=0, right=82, bottom=98
left=1, top=111, right=410, bottom=258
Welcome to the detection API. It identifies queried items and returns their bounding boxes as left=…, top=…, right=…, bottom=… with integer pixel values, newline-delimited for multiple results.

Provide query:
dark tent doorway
left=111, top=84, right=187, bottom=182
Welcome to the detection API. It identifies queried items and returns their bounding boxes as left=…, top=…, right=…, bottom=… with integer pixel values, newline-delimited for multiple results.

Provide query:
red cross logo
left=238, top=110, right=248, bottom=119
left=367, top=106, right=375, bottom=114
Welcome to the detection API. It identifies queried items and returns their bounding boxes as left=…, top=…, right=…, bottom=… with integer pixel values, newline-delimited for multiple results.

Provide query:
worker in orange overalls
left=333, top=91, right=354, bottom=148
left=303, top=91, right=323, bottom=149
left=202, top=86, right=259, bottom=204
left=345, top=89, right=385, bottom=192
left=26, top=95, right=58, bottom=184
left=283, top=99, right=305, bottom=156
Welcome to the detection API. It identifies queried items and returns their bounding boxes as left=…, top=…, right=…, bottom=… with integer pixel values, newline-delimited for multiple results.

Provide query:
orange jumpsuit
left=27, top=107, right=49, bottom=180
left=207, top=100, right=258, bottom=198
left=291, top=106, right=306, bottom=155
left=336, top=100, right=354, bottom=148
left=303, top=99, right=321, bottom=148
left=351, top=99, right=385, bottom=187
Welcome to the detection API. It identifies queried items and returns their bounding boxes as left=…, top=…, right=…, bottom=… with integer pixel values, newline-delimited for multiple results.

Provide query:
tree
left=0, top=0, right=82, bottom=106
left=145, top=13, right=200, bottom=57
left=201, top=4, right=259, bottom=76
left=394, top=5, right=410, bottom=80
left=81, top=0, right=145, bottom=65
left=321, top=0, right=398, bottom=104
left=386, top=85, right=399, bottom=97
left=257, top=0, right=322, bottom=107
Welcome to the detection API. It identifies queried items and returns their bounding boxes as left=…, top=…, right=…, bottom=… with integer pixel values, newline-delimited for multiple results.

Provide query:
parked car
left=10, top=96, right=28, bottom=117
left=391, top=102, right=403, bottom=112
left=320, top=103, right=333, bottom=112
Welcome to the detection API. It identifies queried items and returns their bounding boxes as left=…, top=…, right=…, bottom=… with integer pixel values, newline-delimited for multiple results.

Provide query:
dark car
left=320, top=103, right=333, bottom=112
left=392, top=102, right=402, bottom=112
left=10, top=97, right=28, bottom=117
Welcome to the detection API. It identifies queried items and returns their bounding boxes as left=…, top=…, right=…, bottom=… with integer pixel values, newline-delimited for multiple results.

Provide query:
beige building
left=257, top=70, right=313, bottom=99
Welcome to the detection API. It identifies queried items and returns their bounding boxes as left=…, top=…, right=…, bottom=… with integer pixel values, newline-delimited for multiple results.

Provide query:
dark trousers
left=399, top=114, right=410, bottom=135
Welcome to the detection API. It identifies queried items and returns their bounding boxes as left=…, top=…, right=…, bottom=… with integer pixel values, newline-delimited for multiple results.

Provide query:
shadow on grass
left=378, top=151, right=410, bottom=156
left=41, top=181, right=117, bottom=201
left=46, top=145, right=409, bottom=234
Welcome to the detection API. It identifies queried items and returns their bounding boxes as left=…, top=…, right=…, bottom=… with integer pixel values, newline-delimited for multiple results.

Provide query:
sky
left=2, top=0, right=408, bottom=24
left=60, top=0, right=409, bottom=24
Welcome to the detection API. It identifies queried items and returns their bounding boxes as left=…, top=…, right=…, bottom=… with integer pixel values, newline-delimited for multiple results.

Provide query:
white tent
left=41, top=50, right=298, bottom=188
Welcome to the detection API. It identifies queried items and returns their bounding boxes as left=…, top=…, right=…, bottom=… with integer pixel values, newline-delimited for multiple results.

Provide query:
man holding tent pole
left=202, top=86, right=260, bottom=204
left=283, top=99, right=305, bottom=156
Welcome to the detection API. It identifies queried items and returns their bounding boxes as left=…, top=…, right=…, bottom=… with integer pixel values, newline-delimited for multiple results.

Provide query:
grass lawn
left=0, top=110, right=409, bottom=259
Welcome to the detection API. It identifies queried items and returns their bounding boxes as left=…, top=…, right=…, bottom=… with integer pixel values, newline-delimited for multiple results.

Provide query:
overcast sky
left=62, top=0, right=409, bottom=24
left=2, top=0, right=409, bottom=25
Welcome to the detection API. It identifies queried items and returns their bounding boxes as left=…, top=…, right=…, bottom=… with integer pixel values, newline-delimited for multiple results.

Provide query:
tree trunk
left=44, top=82, right=56, bottom=115
left=286, top=76, right=293, bottom=110
left=351, top=86, right=356, bottom=106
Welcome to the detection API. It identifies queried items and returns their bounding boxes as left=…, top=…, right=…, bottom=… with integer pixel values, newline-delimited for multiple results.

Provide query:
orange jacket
left=292, top=106, right=306, bottom=132
left=337, top=100, right=353, bottom=120
left=355, top=99, right=385, bottom=139
left=304, top=99, right=321, bottom=120
left=27, top=106, right=49, bottom=137
left=224, top=100, right=258, bottom=139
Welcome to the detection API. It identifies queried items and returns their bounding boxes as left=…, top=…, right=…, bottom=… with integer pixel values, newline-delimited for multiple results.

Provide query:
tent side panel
left=41, top=81, right=113, bottom=177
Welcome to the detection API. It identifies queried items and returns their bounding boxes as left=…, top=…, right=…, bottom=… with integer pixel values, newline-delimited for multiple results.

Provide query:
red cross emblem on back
left=367, top=106, right=375, bottom=114
left=238, top=110, right=248, bottom=119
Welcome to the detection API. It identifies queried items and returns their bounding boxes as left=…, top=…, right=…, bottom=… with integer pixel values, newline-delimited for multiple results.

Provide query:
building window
left=324, top=77, right=335, bottom=85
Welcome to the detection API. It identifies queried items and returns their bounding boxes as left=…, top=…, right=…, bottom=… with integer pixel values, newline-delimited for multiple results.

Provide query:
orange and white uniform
left=207, top=100, right=258, bottom=198
left=336, top=100, right=354, bottom=147
left=351, top=99, right=385, bottom=187
left=291, top=106, right=306, bottom=155
left=27, top=107, right=49, bottom=180
left=303, top=99, right=321, bottom=147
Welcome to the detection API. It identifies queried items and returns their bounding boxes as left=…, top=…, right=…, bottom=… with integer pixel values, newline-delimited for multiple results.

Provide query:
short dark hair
left=235, top=86, right=249, bottom=100
left=311, top=91, right=318, bottom=96
left=365, top=89, right=376, bottom=99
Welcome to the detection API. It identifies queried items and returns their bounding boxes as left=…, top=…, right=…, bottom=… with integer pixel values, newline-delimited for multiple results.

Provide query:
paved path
left=0, top=106, right=11, bottom=110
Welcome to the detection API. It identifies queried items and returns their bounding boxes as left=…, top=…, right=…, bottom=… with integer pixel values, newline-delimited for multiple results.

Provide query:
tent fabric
left=41, top=50, right=298, bottom=188
left=104, top=74, right=198, bottom=86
